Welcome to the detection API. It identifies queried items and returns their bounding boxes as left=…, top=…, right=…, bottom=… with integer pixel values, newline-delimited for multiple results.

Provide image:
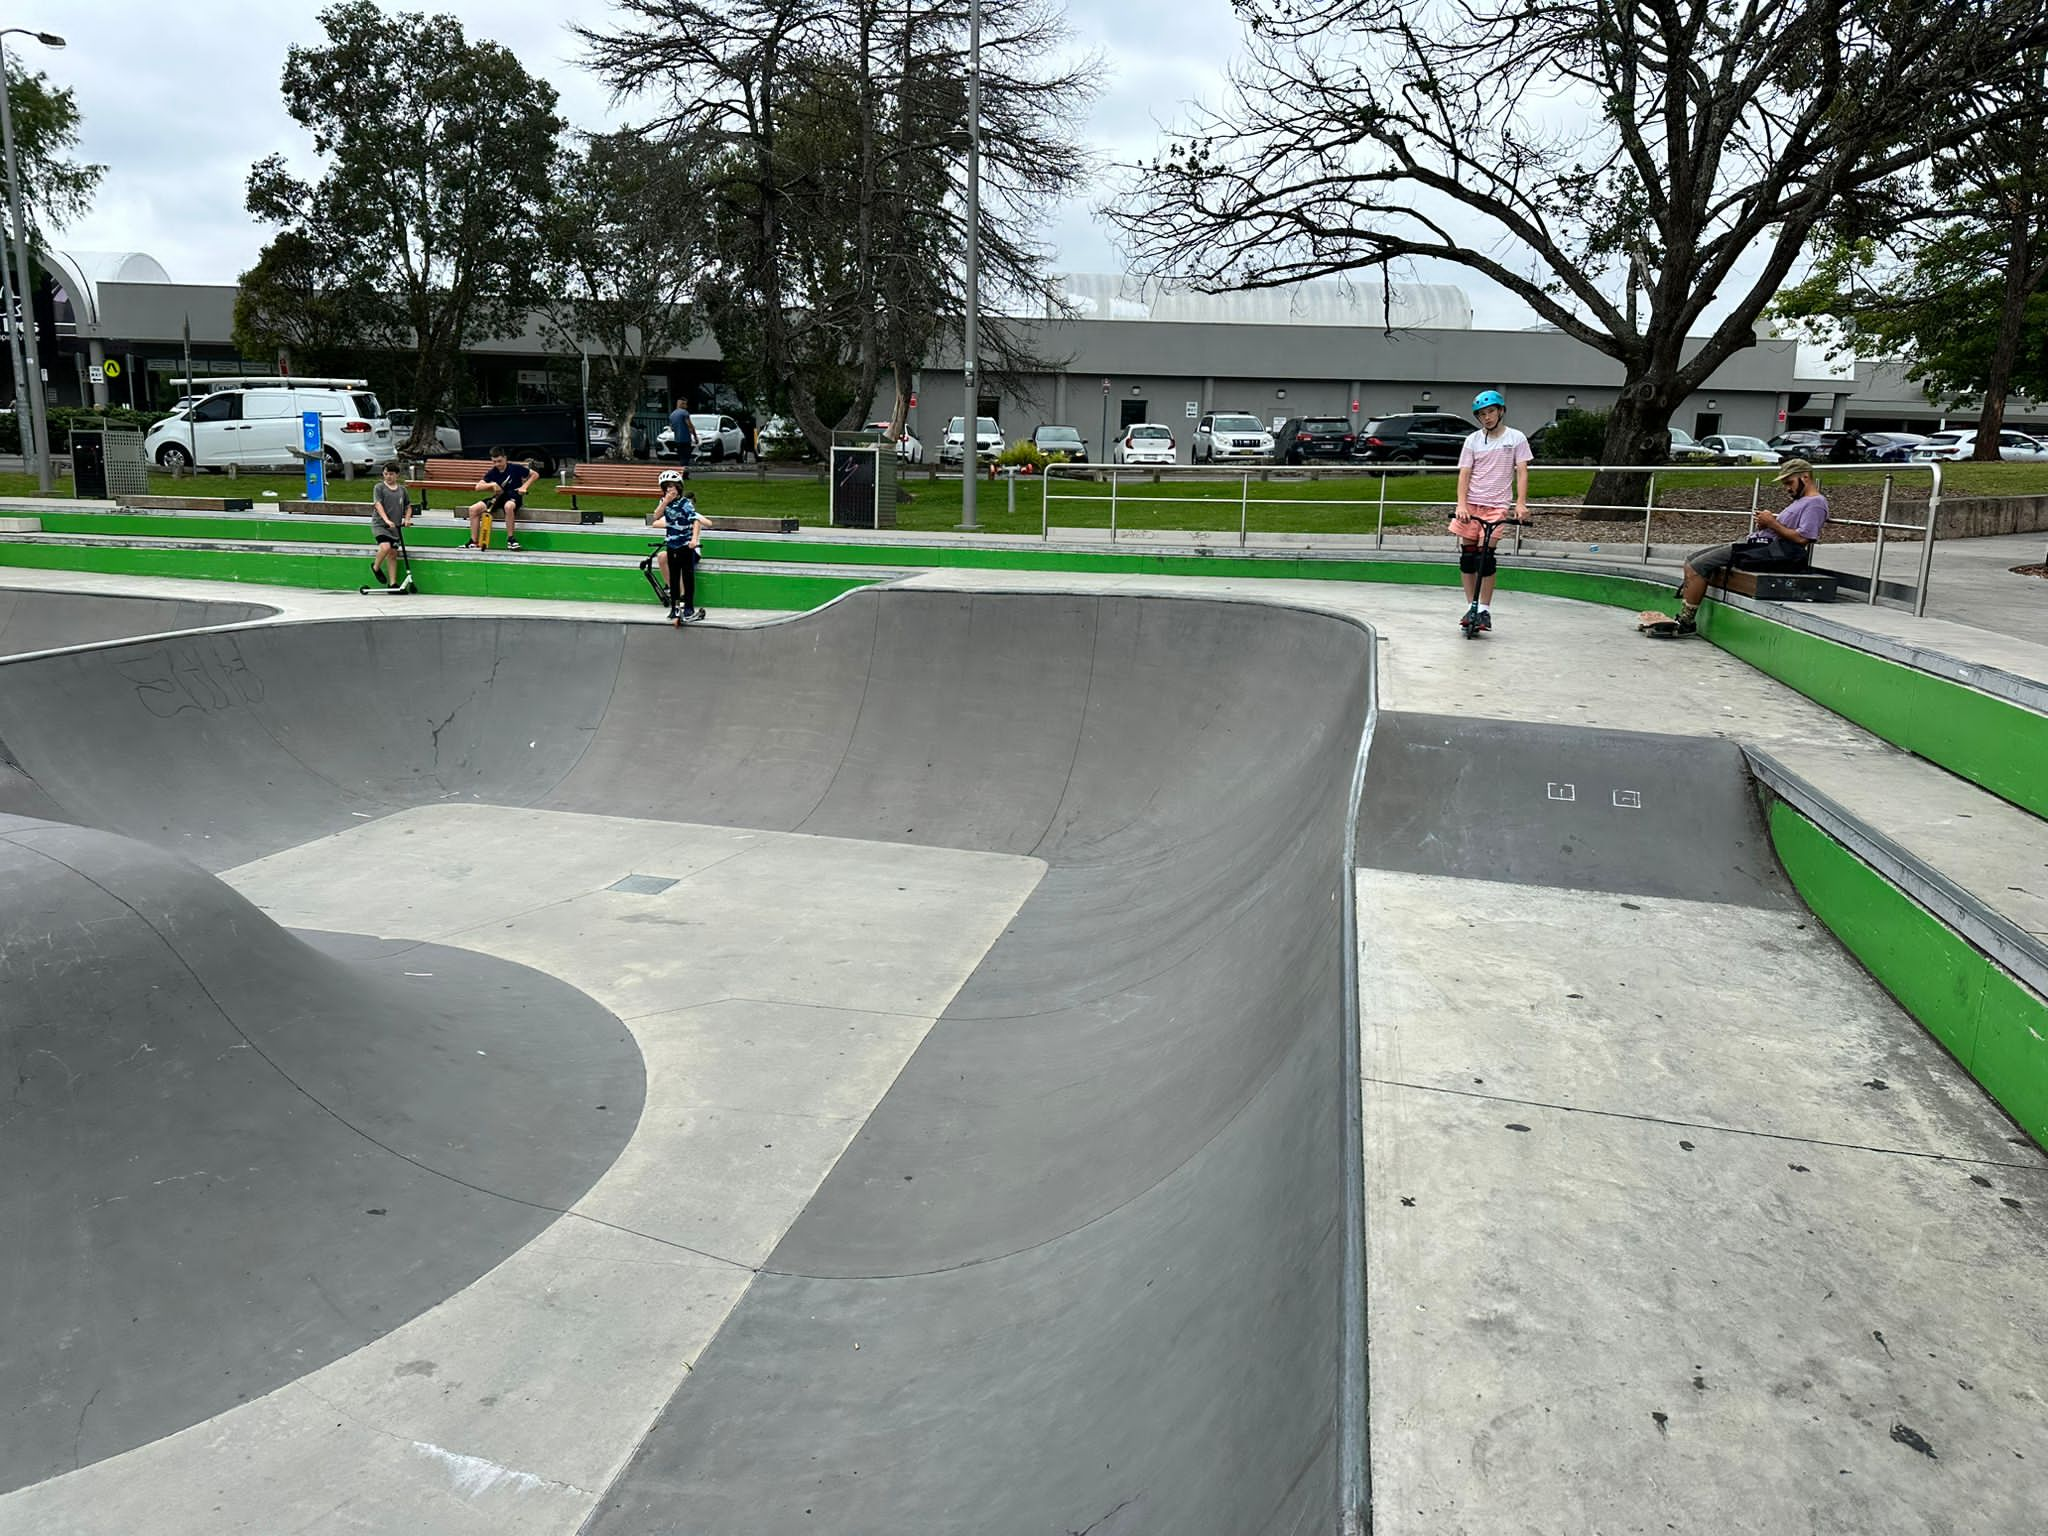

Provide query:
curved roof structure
left=1053, top=271, right=1473, bottom=329
left=43, top=249, right=174, bottom=330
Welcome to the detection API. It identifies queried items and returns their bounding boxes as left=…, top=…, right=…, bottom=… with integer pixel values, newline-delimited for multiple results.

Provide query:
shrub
left=2, top=405, right=174, bottom=458
left=995, top=440, right=1046, bottom=474
left=1538, top=408, right=1607, bottom=463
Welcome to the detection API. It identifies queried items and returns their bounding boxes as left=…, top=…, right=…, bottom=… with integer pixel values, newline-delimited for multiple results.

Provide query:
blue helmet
left=1472, top=389, right=1507, bottom=416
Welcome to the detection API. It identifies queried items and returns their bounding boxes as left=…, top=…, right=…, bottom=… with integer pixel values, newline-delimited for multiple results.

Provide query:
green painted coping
left=1769, top=800, right=2048, bottom=1150
left=0, top=540, right=873, bottom=611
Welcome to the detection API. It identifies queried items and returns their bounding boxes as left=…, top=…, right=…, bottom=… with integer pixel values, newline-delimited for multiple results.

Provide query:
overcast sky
left=47, top=0, right=1546, bottom=324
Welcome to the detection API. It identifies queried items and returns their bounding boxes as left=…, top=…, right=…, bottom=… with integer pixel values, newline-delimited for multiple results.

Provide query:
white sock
left=1478, top=602, right=1491, bottom=613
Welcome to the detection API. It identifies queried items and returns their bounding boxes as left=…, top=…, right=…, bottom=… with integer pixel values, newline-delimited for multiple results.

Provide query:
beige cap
left=1775, top=457, right=1815, bottom=482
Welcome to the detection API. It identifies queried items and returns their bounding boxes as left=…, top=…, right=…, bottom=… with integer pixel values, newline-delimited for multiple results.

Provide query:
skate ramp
left=0, top=590, right=1375, bottom=1533
left=0, top=814, right=644, bottom=1494
left=0, top=587, right=272, bottom=657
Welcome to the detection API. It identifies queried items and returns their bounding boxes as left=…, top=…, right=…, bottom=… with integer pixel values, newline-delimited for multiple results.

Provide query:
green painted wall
left=1769, top=800, right=2048, bottom=1149
left=0, top=540, right=874, bottom=612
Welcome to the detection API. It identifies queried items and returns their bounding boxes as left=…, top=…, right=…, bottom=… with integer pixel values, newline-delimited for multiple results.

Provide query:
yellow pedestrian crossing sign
left=102, top=359, right=122, bottom=380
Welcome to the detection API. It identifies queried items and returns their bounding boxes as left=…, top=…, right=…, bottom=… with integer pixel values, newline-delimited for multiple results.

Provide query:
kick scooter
left=639, top=543, right=707, bottom=627
left=360, top=528, right=418, bottom=595
left=1458, top=516, right=1532, bottom=638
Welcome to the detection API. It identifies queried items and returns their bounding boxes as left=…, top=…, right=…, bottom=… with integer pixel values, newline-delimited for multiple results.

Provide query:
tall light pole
left=0, top=29, right=63, bottom=494
left=956, top=0, right=981, bottom=530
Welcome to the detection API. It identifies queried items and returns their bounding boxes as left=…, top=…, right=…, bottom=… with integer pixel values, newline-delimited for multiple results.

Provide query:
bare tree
left=1111, top=0, right=2048, bottom=510
left=537, top=132, right=706, bottom=458
left=577, top=0, right=1097, bottom=456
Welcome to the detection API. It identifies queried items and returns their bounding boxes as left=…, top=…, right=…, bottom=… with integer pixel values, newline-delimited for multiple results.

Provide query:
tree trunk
left=1973, top=213, right=2032, bottom=460
left=1583, top=387, right=1678, bottom=521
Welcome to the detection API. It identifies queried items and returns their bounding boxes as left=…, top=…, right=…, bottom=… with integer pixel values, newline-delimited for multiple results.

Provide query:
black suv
left=1275, top=416, right=1357, bottom=464
left=1769, top=429, right=1889, bottom=464
left=1351, top=413, right=1475, bottom=464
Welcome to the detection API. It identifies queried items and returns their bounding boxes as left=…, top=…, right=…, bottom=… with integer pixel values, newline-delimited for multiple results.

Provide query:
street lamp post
left=0, top=29, right=65, bottom=495
left=957, top=0, right=980, bottom=530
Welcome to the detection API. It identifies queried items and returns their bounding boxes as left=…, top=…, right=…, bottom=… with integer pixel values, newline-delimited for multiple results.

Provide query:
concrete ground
left=2, top=557, right=2045, bottom=1533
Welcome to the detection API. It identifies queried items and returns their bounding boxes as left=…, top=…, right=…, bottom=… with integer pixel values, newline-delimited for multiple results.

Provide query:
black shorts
left=1688, top=539, right=1806, bottom=577
left=375, top=531, right=400, bottom=547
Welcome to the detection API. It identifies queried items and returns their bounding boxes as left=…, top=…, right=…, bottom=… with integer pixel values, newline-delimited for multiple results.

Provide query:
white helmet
left=657, top=469, right=683, bottom=487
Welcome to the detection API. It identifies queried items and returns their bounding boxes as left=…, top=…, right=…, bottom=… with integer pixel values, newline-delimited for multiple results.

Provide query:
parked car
left=1112, top=423, right=1177, bottom=465
left=1697, top=433, right=1780, bottom=465
left=1191, top=412, right=1275, bottom=464
left=1864, top=431, right=1929, bottom=462
left=1765, top=428, right=1892, bottom=463
left=1274, top=415, right=1357, bottom=464
left=655, top=413, right=748, bottom=462
left=940, top=415, right=1005, bottom=466
left=388, top=408, right=463, bottom=456
left=1350, top=413, right=1472, bottom=464
left=1664, top=426, right=1721, bottom=464
left=1031, top=424, right=1087, bottom=463
left=587, top=413, right=650, bottom=459
left=864, top=421, right=925, bottom=463
left=145, top=379, right=394, bottom=473
left=1911, top=428, right=2048, bottom=462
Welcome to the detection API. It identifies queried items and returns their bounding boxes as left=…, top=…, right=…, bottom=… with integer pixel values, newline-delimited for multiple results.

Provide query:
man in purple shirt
left=1668, top=457, right=1828, bottom=634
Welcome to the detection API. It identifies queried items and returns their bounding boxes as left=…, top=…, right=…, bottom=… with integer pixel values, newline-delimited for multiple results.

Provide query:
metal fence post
left=1375, top=472, right=1387, bottom=549
left=1869, top=475, right=1893, bottom=606
left=1913, top=463, right=1941, bottom=617
left=1110, top=469, right=1119, bottom=544
left=1240, top=473, right=1250, bottom=547
left=1641, top=471, right=1657, bottom=562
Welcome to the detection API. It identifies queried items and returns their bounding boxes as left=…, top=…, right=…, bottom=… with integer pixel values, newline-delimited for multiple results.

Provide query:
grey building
left=42, top=250, right=2032, bottom=453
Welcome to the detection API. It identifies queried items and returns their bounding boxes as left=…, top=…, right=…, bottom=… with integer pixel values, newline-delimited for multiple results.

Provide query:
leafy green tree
left=1774, top=52, right=2048, bottom=458
left=3, top=52, right=103, bottom=239
left=536, top=133, right=705, bottom=458
left=232, top=228, right=390, bottom=377
left=243, top=3, right=563, bottom=453
left=1111, top=0, right=2048, bottom=513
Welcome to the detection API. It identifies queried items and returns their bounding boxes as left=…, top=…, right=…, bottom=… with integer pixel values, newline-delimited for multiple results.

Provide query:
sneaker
left=1478, top=609, right=1492, bottom=631
left=462, top=540, right=477, bottom=550
left=1461, top=602, right=1479, bottom=628
left=690, top=608, right=707, bottom=622
left=507, top=539, right=523, bottom=551
left=1674, top=615, right=1697, bottom=635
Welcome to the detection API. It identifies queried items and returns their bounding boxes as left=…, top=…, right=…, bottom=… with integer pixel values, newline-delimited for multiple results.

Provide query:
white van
left=146, top=380, right=394, bottom=473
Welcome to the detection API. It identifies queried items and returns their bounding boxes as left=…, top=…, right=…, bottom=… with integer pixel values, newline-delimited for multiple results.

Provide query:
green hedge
left=5, top=406, right=173, bottom=456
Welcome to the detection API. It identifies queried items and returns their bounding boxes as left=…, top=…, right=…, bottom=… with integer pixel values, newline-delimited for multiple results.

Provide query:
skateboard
left=1636, top=610, right=1691, bottom=639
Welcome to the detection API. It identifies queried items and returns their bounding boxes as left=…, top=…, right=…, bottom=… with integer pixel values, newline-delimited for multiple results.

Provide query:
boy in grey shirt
left=371, top=462, right=413, bottom=588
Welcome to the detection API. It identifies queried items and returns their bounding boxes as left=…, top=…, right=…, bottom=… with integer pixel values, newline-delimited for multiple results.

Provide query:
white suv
left=1192, top=412, right=1275, bottom=463
left=146, top=379, right=394, bottom=472
left=1910, top=429, right=2048, bottom=462
left=940, top=416, right=1004, bottom=466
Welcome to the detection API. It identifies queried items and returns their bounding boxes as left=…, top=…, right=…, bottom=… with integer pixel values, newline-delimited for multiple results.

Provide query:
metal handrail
left=1039, top=459, right=1948, bottom=612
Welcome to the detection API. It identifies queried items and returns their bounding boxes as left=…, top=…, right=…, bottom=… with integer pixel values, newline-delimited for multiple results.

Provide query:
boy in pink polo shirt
left=1450, top=389, right=1534, bottom=632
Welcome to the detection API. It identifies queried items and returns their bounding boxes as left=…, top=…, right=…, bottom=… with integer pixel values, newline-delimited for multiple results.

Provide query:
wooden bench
left=561, top=462, right=799, bottom=533
left=1709, top=565, right=1838, bottom=602
left=405, top=458, right=497, bottom=511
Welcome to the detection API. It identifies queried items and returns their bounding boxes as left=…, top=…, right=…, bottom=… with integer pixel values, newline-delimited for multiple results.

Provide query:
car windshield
left=1669, top=428, right=1697, bottom=444
left=1130, top=426, right=1172, bottom=440
left=1038, top=428, right=1081, bottom=443
left=1722, top=436, right=1770, bottom=451
left=1213, top=415, right=1264, bottom=432
left=976, top=418, right=1000, bottom=433
left=1926, top=433, right=1964, bottom=445
left=1305, top=419, right=1349, bottom=430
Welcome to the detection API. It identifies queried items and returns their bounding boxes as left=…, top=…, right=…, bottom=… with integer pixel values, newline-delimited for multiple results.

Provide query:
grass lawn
left=4, top=458, right=2037, bottom=539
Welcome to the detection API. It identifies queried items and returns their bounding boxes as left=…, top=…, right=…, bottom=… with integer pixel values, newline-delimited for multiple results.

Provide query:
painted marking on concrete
left=1547, top=783, right=1575, bottom=802
left=409, top=1439, right=577, bottom=1498
left=608, top=874, right=680, bottom=895
left=1613, top=790, right=1642, bottom=809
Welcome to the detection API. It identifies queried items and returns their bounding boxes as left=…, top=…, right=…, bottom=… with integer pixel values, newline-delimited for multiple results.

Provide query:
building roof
left=45, top=250, right=174, bottom=331
left=1050, top=273, right=1473, bottom=330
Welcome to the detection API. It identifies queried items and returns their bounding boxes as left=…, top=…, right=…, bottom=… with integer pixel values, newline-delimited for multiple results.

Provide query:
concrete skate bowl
left=0, top=586, right=273, bottom=658
left=0, top=588, right=1375, bottom=1534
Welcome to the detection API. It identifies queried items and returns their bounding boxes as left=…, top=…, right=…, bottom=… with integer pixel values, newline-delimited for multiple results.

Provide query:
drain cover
left=608, top=874, right=679, bottom=895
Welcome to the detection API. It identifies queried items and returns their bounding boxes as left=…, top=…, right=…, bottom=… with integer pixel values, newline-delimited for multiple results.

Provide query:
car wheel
left=156, top=443, right=193, bottom=470
left=324, top=447, right=345, bottom=473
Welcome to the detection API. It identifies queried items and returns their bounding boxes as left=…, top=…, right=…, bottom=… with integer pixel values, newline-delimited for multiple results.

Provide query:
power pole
left=957, top=0, right=981, bottom=530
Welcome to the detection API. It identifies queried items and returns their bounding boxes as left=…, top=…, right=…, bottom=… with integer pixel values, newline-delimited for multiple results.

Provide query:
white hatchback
left=146, top=382, right=393, bottom=472
left=1113, top=423, right=1177, bottom=466
left=1910, top=429, right=2048, bottom=462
